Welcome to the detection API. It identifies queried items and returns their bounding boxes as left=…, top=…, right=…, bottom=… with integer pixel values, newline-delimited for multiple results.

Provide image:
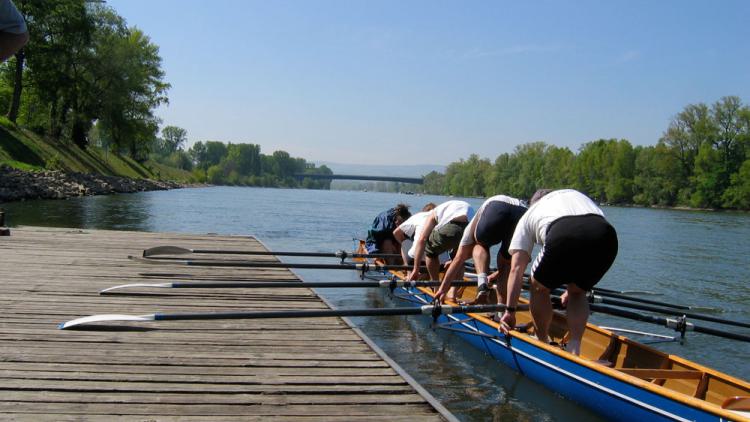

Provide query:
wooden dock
left=0, top=226, right=453, bottom=421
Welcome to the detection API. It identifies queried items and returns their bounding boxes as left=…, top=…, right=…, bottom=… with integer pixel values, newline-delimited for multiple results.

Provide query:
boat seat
left=587, top=359, right=614, bottom=368
left=722, top=396, right=750, bottom=411
left=618, top=369, right=704, bottom=380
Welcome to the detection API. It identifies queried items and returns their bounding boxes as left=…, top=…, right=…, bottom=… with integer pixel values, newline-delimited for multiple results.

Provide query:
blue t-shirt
left=365, top=208, right=398, bottom=253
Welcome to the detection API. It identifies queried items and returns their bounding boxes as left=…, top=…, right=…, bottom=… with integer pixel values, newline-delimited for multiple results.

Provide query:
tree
left=722, top=159, right=750, bottom=209
left=659, top=103, right=714, bottom=181
left=691, top=142, right=723, bottom=208
left=161, top=125, right=187, bottom=153
left=93, top=26, right=169, bottom=156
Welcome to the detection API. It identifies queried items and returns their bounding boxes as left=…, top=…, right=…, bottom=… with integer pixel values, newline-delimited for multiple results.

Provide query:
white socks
left=477, top=273, right=488, bottom=290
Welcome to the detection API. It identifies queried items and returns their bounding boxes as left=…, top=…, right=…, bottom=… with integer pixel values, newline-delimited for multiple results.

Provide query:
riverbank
left=0, top=164, right=187, bottom=203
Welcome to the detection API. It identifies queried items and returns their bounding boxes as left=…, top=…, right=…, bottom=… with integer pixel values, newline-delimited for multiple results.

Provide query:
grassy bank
left=0, top=117, right=193, bottom=182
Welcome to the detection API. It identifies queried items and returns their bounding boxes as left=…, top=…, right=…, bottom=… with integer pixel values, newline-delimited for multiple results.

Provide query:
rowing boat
left=354, top=242, right=750, bottom=422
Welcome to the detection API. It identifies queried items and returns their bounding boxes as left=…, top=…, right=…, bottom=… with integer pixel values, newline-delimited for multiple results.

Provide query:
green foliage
left=187, top=141, right=330, bottom=189
left=160, top=126, right=187, bottom=154
left=722, top=159, right=750, bottom=208
left=5, top=1, right=168, bottom=158
left=423, top=97, right=750, bottom=210
left=0, top=114, right=199, bottom=181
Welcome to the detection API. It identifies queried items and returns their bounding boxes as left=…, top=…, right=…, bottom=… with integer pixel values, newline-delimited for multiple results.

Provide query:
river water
left=3, top=187, right=749, bottom=421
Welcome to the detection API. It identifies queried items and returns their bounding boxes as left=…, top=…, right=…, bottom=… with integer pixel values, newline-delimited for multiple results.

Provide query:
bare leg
left=447, top=262, right=465, bottom=300
left=472, top=244, right=490, bottom=275
left=426, top=255, right=441, bottom=282
left=530, top=278, right=552, bottom=343
left=564, top=283, right=589, bottom=355
left=380, top=239, right=398, bottom=265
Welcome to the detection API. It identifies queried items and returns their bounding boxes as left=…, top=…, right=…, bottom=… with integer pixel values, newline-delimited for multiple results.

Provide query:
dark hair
left=392, top=203, right=411, bottom=221
left=529, top=189, right=554, bottom=205
left=421, top=202, right=437, bottom=212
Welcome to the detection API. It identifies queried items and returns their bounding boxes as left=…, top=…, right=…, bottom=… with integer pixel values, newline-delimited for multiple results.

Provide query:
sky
left=107, top=0, right=750, bottom=166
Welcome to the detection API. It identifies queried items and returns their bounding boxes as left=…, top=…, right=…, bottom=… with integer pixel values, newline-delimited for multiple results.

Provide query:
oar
left=524, top=281, right=708, bottom=312
left=59, top=303, right=524, bottom=330
left=588, top=290, right=718, bottom=312
left=100, top=280, right=481, bottom=294
left=129, top=256, right=419, bottom=272
left=587, top=295, right=750, bottom=329
left=593, top=286, right=660, bottom=296
left=143, top=245, right=400, bottom=260
left=586, top=302, right=750, bottom=343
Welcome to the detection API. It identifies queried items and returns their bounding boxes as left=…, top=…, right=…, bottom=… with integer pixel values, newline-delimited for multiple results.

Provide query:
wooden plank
left=0, top=227, right=449, bottom=420
left=0, top=402, right=439, bottom=416
left=0, top=415, right=442, bottom=422
left=0, top=391, right=425, bottom=404
left=619, top=368, right=705, bottom=379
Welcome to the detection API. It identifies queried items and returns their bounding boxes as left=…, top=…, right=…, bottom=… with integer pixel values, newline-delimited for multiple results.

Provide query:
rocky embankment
left=0, top=165, right=185, bottom=202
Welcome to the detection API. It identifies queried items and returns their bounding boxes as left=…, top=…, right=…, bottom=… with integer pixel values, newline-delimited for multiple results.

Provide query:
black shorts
left=531, top=214, right=618, bottom=291
left=475, top=201, right=527, bottom=259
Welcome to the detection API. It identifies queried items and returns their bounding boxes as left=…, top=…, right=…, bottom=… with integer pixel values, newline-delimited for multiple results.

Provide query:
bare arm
left=407, top=210, right=437, bottom=281
left=499, top=250, right=530, bottom=333
left=393, top=227, right=408, bottom=266
left=435, top=243, right=472, bottom=302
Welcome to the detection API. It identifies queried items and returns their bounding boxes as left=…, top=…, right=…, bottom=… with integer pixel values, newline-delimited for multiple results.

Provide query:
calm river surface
left=3, top=186, right=749, bottom=421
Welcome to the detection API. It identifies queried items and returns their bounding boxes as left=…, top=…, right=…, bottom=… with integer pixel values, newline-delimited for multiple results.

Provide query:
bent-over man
left=499, top=189, right=618, bottom=356
left=365, top=203, right=411, bottom=264
left=405, top=200, right=475, bottom=282
left=435, top=195, right=527, bottom=304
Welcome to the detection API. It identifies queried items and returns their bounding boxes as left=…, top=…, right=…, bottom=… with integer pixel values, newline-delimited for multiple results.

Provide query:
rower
left=499, top=189, right=618, bottom=356
left=394, top=203, right=449, bottom=267
left=364, top=203, right=411, bottom=264
left=435, top=194, right=527, bottom=304
left=405, top=200, right=475, bottom=283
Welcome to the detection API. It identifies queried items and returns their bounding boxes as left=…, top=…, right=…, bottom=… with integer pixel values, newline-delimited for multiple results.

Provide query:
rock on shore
left=0, top=165, right=185, bottom=203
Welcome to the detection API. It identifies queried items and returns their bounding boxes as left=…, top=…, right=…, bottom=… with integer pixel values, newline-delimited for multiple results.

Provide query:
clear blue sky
left=108, top=0, right=750, bottom=165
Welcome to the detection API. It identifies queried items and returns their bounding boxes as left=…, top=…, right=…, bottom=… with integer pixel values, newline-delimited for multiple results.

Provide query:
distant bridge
left=293, top=174, right=423, bottom=184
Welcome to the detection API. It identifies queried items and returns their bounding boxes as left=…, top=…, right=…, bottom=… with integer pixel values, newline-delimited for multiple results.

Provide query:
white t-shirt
left=433, top=200, right=475, bottom=229
left=398, top=212, right=451, bottom=262
left=398, top=211, right=430, bottom=239
left=509, top=189, right=604, bottom=255
left=460, top=195, right=526, bottom=246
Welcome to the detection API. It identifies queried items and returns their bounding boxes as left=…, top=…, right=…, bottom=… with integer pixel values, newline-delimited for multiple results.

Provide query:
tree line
left=423, top=96, right=750, bottom=210
left=0, top=1, right=332, bottom=190
left=0, top=1, right=168, bottom=159
left=148, top=125, right=332, bottom=189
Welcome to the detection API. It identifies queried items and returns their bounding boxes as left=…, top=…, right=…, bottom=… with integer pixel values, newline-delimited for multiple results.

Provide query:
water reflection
left=3, top=193, right=153, bottom=231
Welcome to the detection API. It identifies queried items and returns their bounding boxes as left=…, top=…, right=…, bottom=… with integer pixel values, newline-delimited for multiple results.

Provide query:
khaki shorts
left=424, top=221, right=468, bottom=257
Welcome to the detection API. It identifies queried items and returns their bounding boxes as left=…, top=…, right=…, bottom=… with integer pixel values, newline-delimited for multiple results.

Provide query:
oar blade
left=129, top=255, right=186, bottom=265
left=100, top=283, right=172, bottom=294
left=59, top=314, right=155, bottom=330
left=143, top=246, right=193, bottom=257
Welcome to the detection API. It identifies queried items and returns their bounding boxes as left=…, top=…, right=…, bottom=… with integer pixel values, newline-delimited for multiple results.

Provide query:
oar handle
left=592, top=290, right=691, bottom=310
left=588, top=303, right=750, bottom=343
left=155, top=308, right=425, bottom=320
left=693, top=325, right=750, bottom=342
left=152, top=304, right=517, bottom=321
left=166, top=280, right=480, bottom=289
left=592, top=296, right=750, bottom=329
